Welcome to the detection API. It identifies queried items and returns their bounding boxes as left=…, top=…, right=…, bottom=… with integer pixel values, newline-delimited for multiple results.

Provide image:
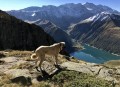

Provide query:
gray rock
left=4, top=69, right=31, bottom=77
left=0, top=57, right=18, bottom=63
left=97, top=68, right=115, bottom=81
left=116, top=69, right=120, bottom=75
left=61, top=62, right=102, bottom=75
left=42, top=61, right=58, bottom=75
left=61, top=61, right=120, bottom=84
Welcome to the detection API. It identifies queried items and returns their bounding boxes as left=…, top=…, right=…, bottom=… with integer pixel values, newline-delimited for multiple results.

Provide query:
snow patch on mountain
left=7, top=2, right=120, bottom=30
left=101, top=16, right=108, bottom=21
left=80, top=12, right=112, bottom=23
left=86, top=8, right=93, bottom=10
left=31, top=13, right=36, bottom=16
left=81, top=15, right=97, bottom=23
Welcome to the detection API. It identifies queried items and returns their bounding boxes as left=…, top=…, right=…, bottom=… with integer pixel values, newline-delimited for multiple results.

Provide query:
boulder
left=61, top=61, right=103, bottom=75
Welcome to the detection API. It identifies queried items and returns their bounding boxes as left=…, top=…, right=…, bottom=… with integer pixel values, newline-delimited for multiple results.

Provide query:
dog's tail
left=31, top=53, right=37, bottom=59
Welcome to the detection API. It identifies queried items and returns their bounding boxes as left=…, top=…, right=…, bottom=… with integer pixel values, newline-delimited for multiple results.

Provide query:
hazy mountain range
left=5, top=2, right=120, bottom=54
left=7, top=2, right=119, bottom=30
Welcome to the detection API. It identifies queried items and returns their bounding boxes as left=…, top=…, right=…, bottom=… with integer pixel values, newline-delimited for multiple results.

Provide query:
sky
left=0, top=0, right=120, bottom=11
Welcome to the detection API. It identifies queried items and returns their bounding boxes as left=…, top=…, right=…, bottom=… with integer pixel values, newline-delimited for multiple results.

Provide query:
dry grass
left=23, top=56, right=33, bottom=61
left=32, top=81, right=51, bottom=87
left=10, top=62, right=34, bottom=70
left=0, top=50, right=115, bottom=87
left=58, top=55, right=69, bottom=63
left=0, top=73, right=30, bottom=87
left=0, top=72, right=51, bottom=87
left=1, top=83, right=22, bottom=87
left=3, top=50, right=32, bottom=57
left=0, top=74, right=14, bottom=86
left=69, top=56, right=83, bottom=63
left=104, top=60, right=120, bottom=68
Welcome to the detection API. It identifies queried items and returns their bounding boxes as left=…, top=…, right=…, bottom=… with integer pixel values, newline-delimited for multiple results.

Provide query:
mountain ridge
left=69, top=12, right=120, bottom=54
left=7, top=2, right=119, bottom=29
left=0, top=10, right=55, bottom=50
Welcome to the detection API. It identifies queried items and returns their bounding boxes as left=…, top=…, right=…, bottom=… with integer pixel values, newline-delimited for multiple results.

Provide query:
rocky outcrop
left=0, top=54, right=120, bottom=86
left=0, top=10, right=55, bottom=50
left=69, top=12, right=120, bottom=55
left=61, top=61, right=120, bottom=86
left=0, top=54, right=65, bottom=86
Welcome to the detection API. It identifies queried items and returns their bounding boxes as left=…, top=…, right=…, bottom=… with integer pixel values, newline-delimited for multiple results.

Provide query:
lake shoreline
left=84, top=43, right=120, bottom=56
left=70, top=44, right=120, bottom=64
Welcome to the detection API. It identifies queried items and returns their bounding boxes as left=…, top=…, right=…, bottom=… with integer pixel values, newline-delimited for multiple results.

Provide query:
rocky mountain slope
left=68, top=12, right=120, bottom=54
left=0, top=51, right=119, bottom=87
left=26, top=19, right=73, bottom=52
left=7, top=2, right=119, bottom=29
left=0, top=10, right=55, bottom=50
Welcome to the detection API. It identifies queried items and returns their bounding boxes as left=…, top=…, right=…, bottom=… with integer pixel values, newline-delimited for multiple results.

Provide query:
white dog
left=31, top=42, right=65, bottom=71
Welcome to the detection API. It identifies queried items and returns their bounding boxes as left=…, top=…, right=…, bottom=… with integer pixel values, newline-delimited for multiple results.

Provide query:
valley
left=69, top=12, right=120, bottom=55
left=7, top=2, right=120, bottom=57
left=0, top=1, right=120, bottom=87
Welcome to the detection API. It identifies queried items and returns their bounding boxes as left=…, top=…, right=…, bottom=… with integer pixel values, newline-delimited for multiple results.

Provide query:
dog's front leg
left=36, top=54, right=44, bottom=71
left=55, top=55, right=58, bottom=65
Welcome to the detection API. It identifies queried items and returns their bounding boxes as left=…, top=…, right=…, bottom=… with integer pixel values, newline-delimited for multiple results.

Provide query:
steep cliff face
left=0, top=10, right=55, bottom=50
left=69, top=12, right=120, bottom=54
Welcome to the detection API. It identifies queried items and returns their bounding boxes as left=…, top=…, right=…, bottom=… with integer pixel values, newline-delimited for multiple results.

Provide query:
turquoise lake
left=71, top=45, right=120, bottom=64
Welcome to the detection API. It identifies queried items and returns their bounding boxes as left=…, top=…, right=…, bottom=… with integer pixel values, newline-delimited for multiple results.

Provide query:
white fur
left=31, top=42, right=65, bottom=70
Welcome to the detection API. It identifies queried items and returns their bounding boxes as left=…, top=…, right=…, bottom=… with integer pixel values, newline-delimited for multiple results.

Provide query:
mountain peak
left=83, top=2, right=95, bottom=5
left=21, top=6, right=41, bottom=12
left=7, top=2, right=120, bottom=29
left=61, top=3, right=75, bottom=6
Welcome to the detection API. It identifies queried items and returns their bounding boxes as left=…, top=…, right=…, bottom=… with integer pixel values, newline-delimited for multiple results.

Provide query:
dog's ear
left=61, top=42, right=65, bottom=45
left=59, top=42, right=65, bottom=51
left=60, top=42, right=65, bottom=46
left=62, top=42, right=65, bottom=47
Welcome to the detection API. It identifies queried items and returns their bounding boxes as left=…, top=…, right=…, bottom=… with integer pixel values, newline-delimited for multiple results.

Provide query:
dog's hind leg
left=36, top=54, right=45, bottom=71
left=36, top=61, right=41, bottom=72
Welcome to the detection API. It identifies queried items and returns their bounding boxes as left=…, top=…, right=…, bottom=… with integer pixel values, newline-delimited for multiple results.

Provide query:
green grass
left=51, top=71, right=112, bottom=87
left=0, top=71, right=113, bottom=87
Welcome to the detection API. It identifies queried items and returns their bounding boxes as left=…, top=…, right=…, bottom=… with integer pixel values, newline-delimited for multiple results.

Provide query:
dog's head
left=59, top=42, right=65, bottom=50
